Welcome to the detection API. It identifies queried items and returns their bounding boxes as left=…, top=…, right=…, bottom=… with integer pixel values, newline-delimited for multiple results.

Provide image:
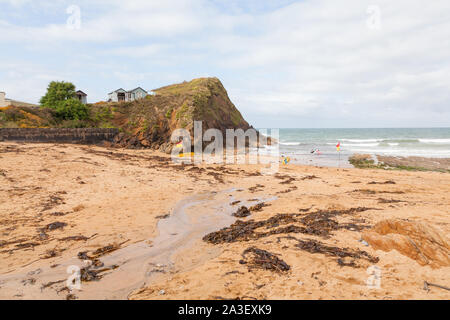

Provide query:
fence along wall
left=0, top=128, right=119, bottom=144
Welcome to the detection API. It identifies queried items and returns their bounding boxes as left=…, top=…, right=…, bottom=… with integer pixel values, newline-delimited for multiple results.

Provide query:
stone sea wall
left=0, top=128, right=119, bottom=144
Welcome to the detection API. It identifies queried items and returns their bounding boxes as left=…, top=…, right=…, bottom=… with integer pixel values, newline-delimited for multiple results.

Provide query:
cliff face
left=111, top=77, right=253, bottom=151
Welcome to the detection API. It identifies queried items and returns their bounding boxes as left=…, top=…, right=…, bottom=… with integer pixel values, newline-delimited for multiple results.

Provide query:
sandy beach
left=0, top=142, right=449, bottom=300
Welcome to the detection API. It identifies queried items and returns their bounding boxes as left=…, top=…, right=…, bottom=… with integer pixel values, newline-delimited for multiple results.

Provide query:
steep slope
left=0, top=106, right=56, bottom=128
left=110, top=77, right=253, bottom=151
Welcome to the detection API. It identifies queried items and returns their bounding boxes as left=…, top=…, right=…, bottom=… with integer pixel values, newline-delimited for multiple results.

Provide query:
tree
left=40, top=81, right=88, bottom=120
left=40, top=81, right=76, bottom=108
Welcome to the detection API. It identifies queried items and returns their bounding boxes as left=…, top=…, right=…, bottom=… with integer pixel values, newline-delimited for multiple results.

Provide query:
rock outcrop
left=362, top=219, right=450, bottom=268
left=111, top=77, right=253, bottom=151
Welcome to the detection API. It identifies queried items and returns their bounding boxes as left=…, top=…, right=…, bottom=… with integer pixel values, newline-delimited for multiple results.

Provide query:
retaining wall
left=0, top=128, right=119, bottom=144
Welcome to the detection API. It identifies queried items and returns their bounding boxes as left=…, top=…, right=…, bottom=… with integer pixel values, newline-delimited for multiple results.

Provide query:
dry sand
left=0, top=142, right=449, bottom=300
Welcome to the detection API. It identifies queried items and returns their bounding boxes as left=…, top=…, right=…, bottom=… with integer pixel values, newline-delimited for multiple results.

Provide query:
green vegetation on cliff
left=40, top=81, right=89, bottom=121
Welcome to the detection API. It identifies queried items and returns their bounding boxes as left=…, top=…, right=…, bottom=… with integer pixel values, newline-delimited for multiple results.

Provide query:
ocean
left=259, top=128, right=450, bottom=167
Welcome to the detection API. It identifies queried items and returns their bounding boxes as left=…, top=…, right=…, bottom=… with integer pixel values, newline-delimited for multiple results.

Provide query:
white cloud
left=106, top=44, right=168, bottom=58
left=0, top=0, right=31, bottom=6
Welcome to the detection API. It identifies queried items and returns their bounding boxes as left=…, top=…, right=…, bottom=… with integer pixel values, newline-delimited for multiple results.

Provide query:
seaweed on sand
left=240, top=247, right=290, bottom=273
left=92, top=243, right=122, bottom=257
left=80, top=267, right=103, bottom=282
left=41, top=194, right=65, bottom=211
left=300, top=175, right=319, bottom=180
left=0, top=241, right=41, bottom=254
left=203, top=213, right=299, bottom=244
left=75, top=242, right=125, bottom=282
left=368, top=180, right=396, bottom=185
left=279, top=177, right=296, bottom=185
left=42, top=222, right=67, bottom=232
left=276, top=186, right=298, bottom=194
left=249, top=202, right=270, bottom=212
left=41, top=279, right=65, bottom=290
left=206, top=171, right=224, bottom=183
left=77, top=243, right=122, bottom=263
left=298, top=207, right=373, bottom=236
left=42, top=248, right=64, bottom=259
left=277, top=236, right=379, bottom=267
left=60, top=235, right=89, bottom=241
left=377, top=198, right=405, bottom=204
left=233, top=206, right=251, bottom=218
left=248, top=184, right=264, bottom=193
left=203, top=207, right=374, bottom=244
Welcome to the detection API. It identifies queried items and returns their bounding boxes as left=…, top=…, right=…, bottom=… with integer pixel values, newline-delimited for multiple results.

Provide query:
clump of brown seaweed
left=278, top=236, right=379, bottom=267
left=203, top=207, right=374, bottom=244
left=240, top=247, right=290, bottom=273
left=75, top=242, right=124, bottom=282
left=249, top=202, right=270, bottom=212
left=233, top=206, right=251, bottom=218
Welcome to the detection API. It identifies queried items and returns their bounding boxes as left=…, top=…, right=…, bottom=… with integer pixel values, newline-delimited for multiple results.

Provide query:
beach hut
left=75, top=90, right=87, bottom=104
left=107, top=87, right=148, bottom=102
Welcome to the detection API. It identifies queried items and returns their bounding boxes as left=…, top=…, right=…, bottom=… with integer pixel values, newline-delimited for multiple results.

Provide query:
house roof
left=108, top=87, right=148, bottom=95
left=108, top=88, right=126, bottom=95
left=76, top=90, right=87, bottom=96
left=128, top=87, right=148, bottom=93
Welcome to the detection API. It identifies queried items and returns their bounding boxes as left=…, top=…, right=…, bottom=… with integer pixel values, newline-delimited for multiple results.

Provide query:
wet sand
left=0, top=142, right=449, bottom=300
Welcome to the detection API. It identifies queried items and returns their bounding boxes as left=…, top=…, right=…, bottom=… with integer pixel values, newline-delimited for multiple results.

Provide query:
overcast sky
left=1, top=0, right=449, bottom=128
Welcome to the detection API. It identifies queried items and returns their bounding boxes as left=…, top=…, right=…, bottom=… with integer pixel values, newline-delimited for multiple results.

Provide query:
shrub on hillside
left=40, top=81, right=89, bottom=121
left=54, top=99, right=89, bottom=120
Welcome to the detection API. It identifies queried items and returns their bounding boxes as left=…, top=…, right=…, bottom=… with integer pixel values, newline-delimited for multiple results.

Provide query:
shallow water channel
left=0, top=189, right=275, bottom=299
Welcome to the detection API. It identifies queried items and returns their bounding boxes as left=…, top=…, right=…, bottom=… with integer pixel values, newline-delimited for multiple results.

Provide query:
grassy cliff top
left=154, top=77, right=223, bottom=96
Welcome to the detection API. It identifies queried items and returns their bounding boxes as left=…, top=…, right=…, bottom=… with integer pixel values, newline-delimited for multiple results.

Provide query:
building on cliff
left=0, top=92, right=11, bottom=107
left=0, top=91, right=38, bottom=108
left=75, top=90, right=87, bottom=104
left=107, top=87, right=148, bottom=102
